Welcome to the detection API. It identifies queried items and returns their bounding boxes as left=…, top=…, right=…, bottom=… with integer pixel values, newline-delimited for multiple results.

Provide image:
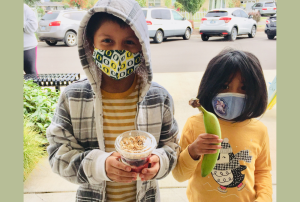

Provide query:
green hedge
left=23, top=80, right=60, bottom=137
left=23, top=80, right=60, bottom=181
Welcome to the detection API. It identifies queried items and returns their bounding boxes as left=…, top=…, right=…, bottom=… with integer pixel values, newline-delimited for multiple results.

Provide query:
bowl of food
left=115, top=130, right=157, bottom=173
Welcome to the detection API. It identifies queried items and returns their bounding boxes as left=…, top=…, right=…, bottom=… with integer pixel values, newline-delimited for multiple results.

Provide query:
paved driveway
left=36, top=32, right=276, bottom=75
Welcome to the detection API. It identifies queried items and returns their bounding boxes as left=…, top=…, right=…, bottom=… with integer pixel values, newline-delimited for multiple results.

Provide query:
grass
left=23, top=119, right=47, bottom=181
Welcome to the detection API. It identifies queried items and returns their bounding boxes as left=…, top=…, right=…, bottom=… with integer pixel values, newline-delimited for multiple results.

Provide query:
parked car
left=142, top=8, right=193, bottom=43
left=199, top=8, right=257, bottom=41
left=265, top=14, right=276, bottom=39
left=37, top=10, right=87, bottom=47
left=252, top=1, right=277, bottom=16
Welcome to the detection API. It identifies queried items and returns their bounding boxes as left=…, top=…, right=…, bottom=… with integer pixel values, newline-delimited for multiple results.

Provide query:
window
left=41, top=12, right=59, bottom=20
left=205, top=11, right=228, bottom=17
left=161, top=9, right=171, bottom=20
left=71, top=12, right=85, bottom=21
left=240, top=10, right=249, bottom=18
left=232, top=10, right=241, bottom=17
left=255, top=3, right=263, bottom=7
left=265, top=2, right=276, bottom=7
left=172, top=10, right=184, bottom=20
left=151, top=9, right=171, bottom=20
left=148, top=0, right=161, bottom=7
left=64, top=12, right=85, bottom=21
left=142, top=10, right=147, bottom=18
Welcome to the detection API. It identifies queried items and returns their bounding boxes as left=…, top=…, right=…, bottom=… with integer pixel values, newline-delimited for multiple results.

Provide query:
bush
left=248, top=11, right=261, bottom=23
left=23, top=80, right=60, bottom=136
left=23, top=119, right=47, bottom=181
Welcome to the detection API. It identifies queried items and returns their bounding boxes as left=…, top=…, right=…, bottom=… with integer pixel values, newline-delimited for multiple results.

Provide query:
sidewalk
left=24, top=70, right=276, bottom=202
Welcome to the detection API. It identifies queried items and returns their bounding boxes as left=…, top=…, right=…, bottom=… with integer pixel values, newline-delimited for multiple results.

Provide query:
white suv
left=142, top=8, right=193, bottom=43
left=199, top=8, right=257, bottom=41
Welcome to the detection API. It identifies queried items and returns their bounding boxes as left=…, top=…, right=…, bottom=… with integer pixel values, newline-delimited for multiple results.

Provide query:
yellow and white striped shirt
left=102, top=76, right=139, bottom=202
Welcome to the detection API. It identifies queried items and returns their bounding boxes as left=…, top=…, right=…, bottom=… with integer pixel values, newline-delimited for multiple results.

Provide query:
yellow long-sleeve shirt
left=172, top=113, right=272, bottom=202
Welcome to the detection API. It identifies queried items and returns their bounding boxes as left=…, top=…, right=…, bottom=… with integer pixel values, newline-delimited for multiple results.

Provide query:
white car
left=199, top=8, right=257, bottom=41
left=142, top=8, right=193, bottom=43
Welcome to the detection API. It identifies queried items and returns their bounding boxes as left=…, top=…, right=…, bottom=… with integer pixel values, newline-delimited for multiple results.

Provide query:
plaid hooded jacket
left=46, top=0, right=179, bottom=201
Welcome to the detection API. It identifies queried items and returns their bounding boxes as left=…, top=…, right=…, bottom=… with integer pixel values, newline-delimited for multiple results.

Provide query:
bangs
left=197, top=48, right=268, bottom=122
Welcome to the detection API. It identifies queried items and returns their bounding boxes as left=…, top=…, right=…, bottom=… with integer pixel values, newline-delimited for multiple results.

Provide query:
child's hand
left=105, top=152, right=137, bottom=183
left=188, top=133, right=223, bottom=160
left=139, top=154, right=160, bottom=181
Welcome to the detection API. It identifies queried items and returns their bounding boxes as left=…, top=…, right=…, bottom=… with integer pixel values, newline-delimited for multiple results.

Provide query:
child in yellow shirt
left=172, top=48, right=272, bottom=202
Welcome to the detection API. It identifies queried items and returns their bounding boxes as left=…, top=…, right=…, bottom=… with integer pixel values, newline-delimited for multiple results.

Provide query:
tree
left=177, top=0, right=205, bottom=19
left=228, top=0, right=240, bottom=8
left=174, top=1, right=184, bottom=11
left=86, top=0, right=98, bottom=9
left=67, top=0, right=88, bottom=9
left=135, top=0, right=146, bottom=7
left=24, top=0, right=40, bottom=7
left=164, top=0, right=172, bottom=8
left=51, top=0, right=63, bottom=2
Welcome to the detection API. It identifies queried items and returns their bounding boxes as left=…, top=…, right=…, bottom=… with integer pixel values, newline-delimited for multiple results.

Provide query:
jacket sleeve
left=254, top=126, right=273, bottom=202
left=24, top=4, right=38, bottom=34
left=151, top=94, right=180, bottom=180
left=46, top=89, right=112, bottom=186
left=172, top=118, right=201, bottom=182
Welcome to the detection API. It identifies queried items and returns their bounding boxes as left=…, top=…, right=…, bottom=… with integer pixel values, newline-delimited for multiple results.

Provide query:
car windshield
left=265, top=2, right=276, bottom=7
left=205, top=11, right=228, bottom=17
left=41, top=12, right=59, bottom=20
left=143, top=10, right=147, bottom=18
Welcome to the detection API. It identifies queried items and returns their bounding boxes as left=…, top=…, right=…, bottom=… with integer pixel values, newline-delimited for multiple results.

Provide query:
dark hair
left=86, top=12, right=129, bottom=46
left=197, top=48, right=268, bottom=122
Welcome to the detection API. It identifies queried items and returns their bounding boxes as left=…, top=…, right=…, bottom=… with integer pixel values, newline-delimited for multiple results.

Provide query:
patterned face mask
left=92, top=48, right=141, bottom=80
left=212, top=93, right=246, bottom=121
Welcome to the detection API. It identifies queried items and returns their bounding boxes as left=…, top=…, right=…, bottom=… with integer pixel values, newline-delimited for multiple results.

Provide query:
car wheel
left=201, top=34, right=209, bottom=41
left=228, top=27, right=237, bottom=41
left=64, top=31, right=77, bottom=47
left=154, top=30, right=163, bottom=43
left=45, top=40, right=57, bottom=46
left=267, top=34, right=275, bottom=39
left=248, top=26, right=256, bottom=38
left=183, top=28, right=191, bottom=40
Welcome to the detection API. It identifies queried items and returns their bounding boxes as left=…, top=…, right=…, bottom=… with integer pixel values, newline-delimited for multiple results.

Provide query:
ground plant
left=23, top=119, right=47, bottom=181
left=23, top=80, right=60, bottom=136
left=248, top=10, right=261, bottom=23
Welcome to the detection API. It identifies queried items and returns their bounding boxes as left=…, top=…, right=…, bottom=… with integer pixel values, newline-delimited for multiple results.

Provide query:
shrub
left=23, top=119, right=47, bottom=181
left=23, top=80, right=60, bottom=136
left=248, top=11, right=261, bottom=23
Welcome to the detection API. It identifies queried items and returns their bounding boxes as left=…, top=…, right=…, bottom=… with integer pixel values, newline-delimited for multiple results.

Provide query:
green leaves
left=177, top=0, right=205, bottom=16
left=23, top=80, right=60, bottom=136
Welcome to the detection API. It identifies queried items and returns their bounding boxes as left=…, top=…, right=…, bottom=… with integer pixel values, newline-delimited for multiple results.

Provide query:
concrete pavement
left=24, top=70, right=276, bottom=202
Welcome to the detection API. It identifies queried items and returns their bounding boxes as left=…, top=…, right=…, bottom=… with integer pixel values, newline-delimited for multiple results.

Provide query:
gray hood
left=77, top=0, right=152, bottom=99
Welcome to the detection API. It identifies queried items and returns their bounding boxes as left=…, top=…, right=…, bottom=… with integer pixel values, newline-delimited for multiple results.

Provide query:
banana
left=189, top=98, right=222, bottom=177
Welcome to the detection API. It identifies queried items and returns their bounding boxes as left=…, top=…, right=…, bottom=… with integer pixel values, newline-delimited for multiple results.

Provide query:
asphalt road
left=36, top=32, right=276, bottom=75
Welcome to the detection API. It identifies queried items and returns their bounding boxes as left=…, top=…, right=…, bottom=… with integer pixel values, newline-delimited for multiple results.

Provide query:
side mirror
left=183, top=17, right=186, bottom=20
left=249, top=15, right=253, bottom=19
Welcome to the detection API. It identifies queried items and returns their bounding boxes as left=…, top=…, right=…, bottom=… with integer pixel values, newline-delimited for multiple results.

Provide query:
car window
left=265, top=2, right=276, bottom=7
left=240, top=10, right=248, bottom=18
left=142, top=10, right=147, bottom=18
left=172, top=10, right=184, bottom=20
left=151, top=9, right=171, bottom=20
left=71, top=12, right=85, bottom=21
left=255, top=3, right=263, bottom=7
left=151, top=9, right=162, bottom=19
left=41, top=12, right=59, bottom=20
left=232, top=10, right=241, bottom=17
left=161, top=9, right=171, bottom=20
left=205, top=11, right=228, bottom=17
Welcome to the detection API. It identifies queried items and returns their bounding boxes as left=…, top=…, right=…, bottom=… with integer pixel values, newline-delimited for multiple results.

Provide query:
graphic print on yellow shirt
left=211, top=138, right=252, bottom=193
